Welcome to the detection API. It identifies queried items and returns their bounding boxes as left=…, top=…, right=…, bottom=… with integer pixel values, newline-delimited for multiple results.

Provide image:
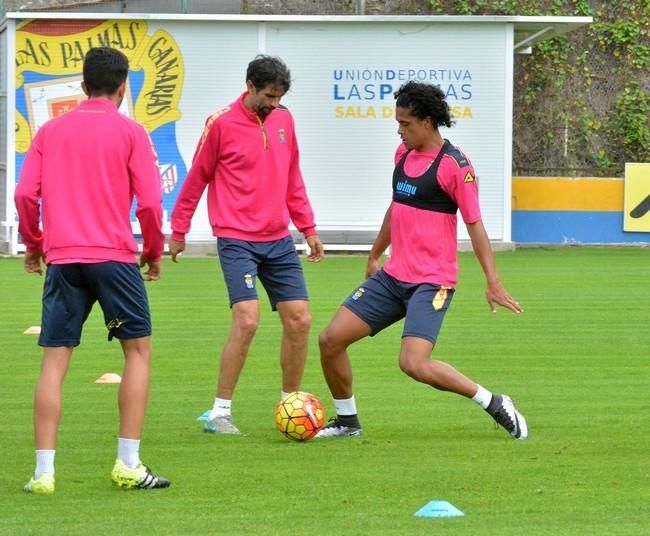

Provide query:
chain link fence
left=512, top=26, right=646, bottom=177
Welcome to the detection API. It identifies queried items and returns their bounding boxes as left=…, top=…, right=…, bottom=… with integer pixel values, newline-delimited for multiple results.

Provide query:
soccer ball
left=275, top=391, right=326, bottom=442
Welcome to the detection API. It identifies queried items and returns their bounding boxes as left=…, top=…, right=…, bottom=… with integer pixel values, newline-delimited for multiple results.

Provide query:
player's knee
left=318, top=329, right=335, bottom=356
left=234, top=315, right=260, bottom=339
left=121, top=337, right=152, bottom=362
left=286, top=309, right=311, bottom=335
left=318, top=328, right=345, bottom=358
left=399, top=359, right=415, bottom=378
left=399, top=354, right=426, bottom=381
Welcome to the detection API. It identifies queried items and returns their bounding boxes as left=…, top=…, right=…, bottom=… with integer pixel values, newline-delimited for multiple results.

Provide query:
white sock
left=117, top=438, right=141, bottom=469
left=35, top=449, right=55, bottom=478
left=472, top=384, right=493, bottom=409
left=281, top=391, right=289, bottom=401
left=333, top=396, right=357, bottom=416
left=209, top=397, right=231, bottom=420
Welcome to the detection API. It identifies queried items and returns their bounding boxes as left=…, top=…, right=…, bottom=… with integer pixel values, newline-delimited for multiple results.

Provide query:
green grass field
left=1, top=248, right=649, bottom=535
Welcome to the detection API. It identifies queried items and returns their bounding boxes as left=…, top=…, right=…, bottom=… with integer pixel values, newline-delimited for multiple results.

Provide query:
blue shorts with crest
left=342, top=269, right=454, bottom=344
left=217, top=236, right=308, bottom=310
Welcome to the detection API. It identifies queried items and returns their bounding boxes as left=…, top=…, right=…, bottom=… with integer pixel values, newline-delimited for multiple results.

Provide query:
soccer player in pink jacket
left=316, top=81, right=528, bottom=440
left=15, top=47, right=170, bottom=493
left=170, top=55, right=324, bottom=434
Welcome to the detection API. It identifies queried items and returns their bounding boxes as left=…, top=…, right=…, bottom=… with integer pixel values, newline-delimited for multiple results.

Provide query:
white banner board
left=6, top=16, right=513, bottom=250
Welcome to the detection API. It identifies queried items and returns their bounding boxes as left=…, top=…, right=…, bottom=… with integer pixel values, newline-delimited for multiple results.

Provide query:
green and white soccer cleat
left=111, top=459, right=171, bottom=490
left=24, top=473, right=55, bottom=495
left=204, top=415, right=240, bottom=434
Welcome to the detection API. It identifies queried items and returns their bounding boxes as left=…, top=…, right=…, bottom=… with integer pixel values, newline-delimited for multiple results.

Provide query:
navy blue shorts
left=342, top=269, right=454, bottom=344
left=217, top=236, right=308, bottom=310
left=38, top=262, right=152, bottom=347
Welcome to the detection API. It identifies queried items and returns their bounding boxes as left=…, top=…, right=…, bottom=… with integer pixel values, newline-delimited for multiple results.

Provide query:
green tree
left=430, top=0, right=649, bottom=176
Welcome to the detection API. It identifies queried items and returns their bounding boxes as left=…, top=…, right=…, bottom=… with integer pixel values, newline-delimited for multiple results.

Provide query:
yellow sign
left=623, top=163, right=650, bottom=232
left=15, top=20, right=185, bottom=152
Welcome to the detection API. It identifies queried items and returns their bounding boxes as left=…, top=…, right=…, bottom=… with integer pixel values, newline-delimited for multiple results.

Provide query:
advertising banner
left=12, top=17, right=510, bottom=243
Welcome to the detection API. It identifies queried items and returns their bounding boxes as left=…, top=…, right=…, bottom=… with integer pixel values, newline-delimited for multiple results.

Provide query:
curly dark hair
left=246, top=55, right=291, bottom=92
left=394, top=81, right=454, bottom=129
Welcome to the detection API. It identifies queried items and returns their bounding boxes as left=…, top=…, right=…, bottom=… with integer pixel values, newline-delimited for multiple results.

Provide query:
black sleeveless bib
left=392, top=141, right=458, bottom=214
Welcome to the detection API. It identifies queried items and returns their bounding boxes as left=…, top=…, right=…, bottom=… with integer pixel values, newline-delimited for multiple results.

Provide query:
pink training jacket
left=383, top=143, right=482, bottom=287
left=171, top=92, right=317, bottom=242
left=15, top=98, right=164, bottom=264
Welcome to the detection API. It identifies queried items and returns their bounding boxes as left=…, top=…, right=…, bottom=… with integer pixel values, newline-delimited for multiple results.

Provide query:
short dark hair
left=394, top=81, right=454, bottom=129
left=83, top=47, right=129, bottom=96
left=246, top=55, right=291, bottom=92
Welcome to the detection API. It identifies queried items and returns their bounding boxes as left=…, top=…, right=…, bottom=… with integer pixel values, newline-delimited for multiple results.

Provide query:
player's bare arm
left=140, top=256, right=161, bottom=281
left=169, top=238, right=185, bottom=263
left=23, top=250, right=44, bottom=275
left=466, top=220, right=523, bottom=314
left=366, top=204, right=392, bottom=277
left=305, top=234, right=324, bottom=263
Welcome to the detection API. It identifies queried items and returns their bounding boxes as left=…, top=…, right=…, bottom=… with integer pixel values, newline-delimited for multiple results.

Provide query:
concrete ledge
left=173, top=239, right=516, bottom=256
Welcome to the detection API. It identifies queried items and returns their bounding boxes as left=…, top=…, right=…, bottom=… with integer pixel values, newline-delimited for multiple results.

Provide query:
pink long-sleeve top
left=14, top=98, right=164, bottom=264
left=171, top=92, right=316, bottom=242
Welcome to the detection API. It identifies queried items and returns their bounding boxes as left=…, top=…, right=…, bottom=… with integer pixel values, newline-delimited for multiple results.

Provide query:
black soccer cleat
left=314, top=416, right=362, bottom=438
left=486, top=394, right=528, bottom=440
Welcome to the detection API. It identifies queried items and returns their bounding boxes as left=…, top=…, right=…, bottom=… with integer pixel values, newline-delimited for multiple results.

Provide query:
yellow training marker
left=95, top=373, right=122, bottom=384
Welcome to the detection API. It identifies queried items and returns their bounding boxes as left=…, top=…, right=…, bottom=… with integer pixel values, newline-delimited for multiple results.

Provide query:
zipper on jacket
left=256, top=116, right=268, bottom=149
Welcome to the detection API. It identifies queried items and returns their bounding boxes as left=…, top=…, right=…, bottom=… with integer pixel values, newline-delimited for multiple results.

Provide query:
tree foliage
left=429, top=0, right=649, bottom=176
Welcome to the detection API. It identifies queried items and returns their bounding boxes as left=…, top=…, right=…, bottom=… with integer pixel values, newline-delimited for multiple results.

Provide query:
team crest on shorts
left=351, top=287, right=365, bottom=301
left=244, top=274, right=254, bottom=289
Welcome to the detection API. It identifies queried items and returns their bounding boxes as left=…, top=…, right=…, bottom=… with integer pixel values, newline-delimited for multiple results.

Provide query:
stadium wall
left=2, top=13, right=522, bottom=254
left=512, top=177, right=650, bottom=244
left=0, top=13, right=599, bottom=254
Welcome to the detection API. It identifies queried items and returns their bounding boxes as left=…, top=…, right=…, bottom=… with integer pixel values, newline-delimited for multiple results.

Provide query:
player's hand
left=24, top=250, right=44, bottom=275
left=169, top=239, right=185, bottom=263
left=140, top=256, right=161, bottom=281
left=305, top=235, right=324, bottom=263
left=486, top=279, right=523, bottom=314
left=365, top=257, right=380, bottom=278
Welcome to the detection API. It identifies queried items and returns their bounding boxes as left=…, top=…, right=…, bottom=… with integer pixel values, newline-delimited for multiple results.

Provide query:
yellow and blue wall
left=512, top=177, right=650, bottom=244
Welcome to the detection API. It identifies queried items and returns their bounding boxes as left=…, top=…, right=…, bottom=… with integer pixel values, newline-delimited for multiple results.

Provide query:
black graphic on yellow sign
left=630, top=195, right=650, bottom=219
left=623, top=163, right=650, bottom=232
